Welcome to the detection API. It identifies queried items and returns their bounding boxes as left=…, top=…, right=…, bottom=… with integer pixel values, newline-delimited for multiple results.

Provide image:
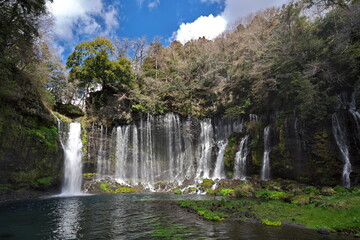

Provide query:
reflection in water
left=53, top=198, right=81, bottom=239
left=0, top=194, right=355, bottom=240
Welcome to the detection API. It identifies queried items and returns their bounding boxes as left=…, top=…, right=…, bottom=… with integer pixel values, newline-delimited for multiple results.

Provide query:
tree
left=66, top=37, right=134, bottom=94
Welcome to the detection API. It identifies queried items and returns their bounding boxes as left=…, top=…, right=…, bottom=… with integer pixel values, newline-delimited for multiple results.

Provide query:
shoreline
left=1, top=190, right=359, bottom=238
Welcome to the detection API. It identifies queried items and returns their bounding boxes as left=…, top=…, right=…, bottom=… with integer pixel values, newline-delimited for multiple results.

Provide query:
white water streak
left=212, top=140, right=227, bottom=180
left=261, top=126, right=271, bottom=181
left=61, top=122, right=83, bottom=195
left=196, top=120, right=213, bottom=180
left=233, top=135, right=249, bottom=180
left=332, top=114, right=352, bottom=188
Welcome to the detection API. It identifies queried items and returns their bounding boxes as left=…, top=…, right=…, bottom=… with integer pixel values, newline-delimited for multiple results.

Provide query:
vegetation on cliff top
left=44, top=0, right=360, bottom=124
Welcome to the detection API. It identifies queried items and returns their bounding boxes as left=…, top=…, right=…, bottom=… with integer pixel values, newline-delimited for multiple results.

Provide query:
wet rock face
left=0, top=102, right=63, bottom=192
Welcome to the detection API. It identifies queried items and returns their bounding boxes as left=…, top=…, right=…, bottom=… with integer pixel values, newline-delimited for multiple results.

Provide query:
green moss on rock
left=223, top=136, right=238, bottom=170
left=235, top=183, right=255, bottom=197
left=99, top=182, right=138, bottom=194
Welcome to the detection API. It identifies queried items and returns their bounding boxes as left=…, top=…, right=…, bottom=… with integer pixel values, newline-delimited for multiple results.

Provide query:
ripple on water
left=0, top=194, right=355, bottom=240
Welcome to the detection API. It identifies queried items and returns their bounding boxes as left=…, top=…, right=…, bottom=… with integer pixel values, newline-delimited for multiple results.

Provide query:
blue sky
left=47, top=0, right=289, bottom=61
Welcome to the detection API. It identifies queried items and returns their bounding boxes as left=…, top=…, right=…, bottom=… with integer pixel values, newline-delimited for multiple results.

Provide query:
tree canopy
left=66, top=37, right=134, bottom=93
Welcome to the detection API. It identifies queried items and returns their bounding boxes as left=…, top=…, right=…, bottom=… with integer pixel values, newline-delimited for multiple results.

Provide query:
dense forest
left=0, top=0, right=359, bottom=192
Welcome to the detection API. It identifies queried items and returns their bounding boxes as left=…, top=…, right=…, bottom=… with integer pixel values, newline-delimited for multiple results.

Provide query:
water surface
left=0, top=193, right=353, bottom=239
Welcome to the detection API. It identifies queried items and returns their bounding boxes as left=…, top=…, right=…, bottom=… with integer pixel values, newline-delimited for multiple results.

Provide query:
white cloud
left=103, top=6, right=119, bottom=35
left=47, top=0, right=119, bottom=59
left=137, top=0, right=160, bottom=9
left=172, top=0, right=289, bottom=44
left=47, top=0, right=104, bottom=38
left=148, top=0, right=160, bottom=9
left=47, top=0, right=119, bottom=38
left=174, top=14, right=227, bottom=44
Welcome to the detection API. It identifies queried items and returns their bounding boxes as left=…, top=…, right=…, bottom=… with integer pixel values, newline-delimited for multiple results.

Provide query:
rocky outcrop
left=0, top=75, right=63, bottom=194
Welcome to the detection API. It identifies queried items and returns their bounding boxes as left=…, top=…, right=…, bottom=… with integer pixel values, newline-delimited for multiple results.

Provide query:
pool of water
left=0, top=193, right=353, bottom=239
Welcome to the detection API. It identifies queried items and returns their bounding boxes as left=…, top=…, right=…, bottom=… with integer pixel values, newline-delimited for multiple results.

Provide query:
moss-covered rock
left=234, top=183, right=255, bottom=198
left=308, top=128, right=341, bottom=186
left=98, top=181, right=139, bottom=194
left=223, top=134, right=239, bottom=171
left=321, top=187, right=336, bottom=196
left=0, top=102, right=63, bottom=192
left=219, top=188, right=235, bottom=196
left=54, top=102, right=84, bottom=119
left=291, top=195, right=310, bottom=206
left=198, top=179, right=214, bottom=191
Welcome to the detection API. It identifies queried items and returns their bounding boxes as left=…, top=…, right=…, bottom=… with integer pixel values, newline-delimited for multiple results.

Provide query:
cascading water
left=195, top=120, right=214, bottom=180
left=183, top=119, right=195, bottom=181
left=115, top=126, right=130, bottom=184
left=332, top=113, right=352, bottom=188
left=96, top=126, right=108, bottom=180
left=349, top=93, right=360, bottom=138
left=132, top=125, right=139, bottom=185
left=212, top=140, right=227, bottom=180
left=140, top=114, right=156, bottom=189
left=261, top=126, right=271, bottom=181
left=233, top=135, right=249, bottom=180
left=91, top=113, right=251, bottom=190
left=61, top=122, right=83, bottom=195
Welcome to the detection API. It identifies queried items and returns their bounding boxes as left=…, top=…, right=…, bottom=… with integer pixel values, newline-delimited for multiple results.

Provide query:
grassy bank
left=176, top=182, right=360, bottom=236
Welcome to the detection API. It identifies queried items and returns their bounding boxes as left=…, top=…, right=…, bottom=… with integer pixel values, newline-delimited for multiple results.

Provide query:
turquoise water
left=0, top=193, right=353, bottom=239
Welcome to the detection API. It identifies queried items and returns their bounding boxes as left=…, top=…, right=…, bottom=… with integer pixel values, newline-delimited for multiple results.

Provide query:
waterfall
left=183, top=119, right=195, bottom=180
left=349, top=93, right=360, bottom=138
left=195, top=119, right=214, bottom=180
left=93, top=114, right=249, bottom=190
left=61, top=122, right=83, bottom=195
left=115, top=126, right=130, bottom=184
left=233, top=135, right=249, bottom=180
left=96, top=126, right=106, bottom=180
left=332, top=113, right=352, bottom=188
left=261, top=126, right=271, bottom=181
left=250, top=114, right=259, bottom=122
left=139, top=114, right=156, bottom=189
left=165, top=113, right=176, bottom=180
left=212, top=140, right=227, bottom=180
left=173, top=114, right=185, bottom=184
left=52, top=113, right=66, bottom=148
left=132, top=125, right=139, bottom=185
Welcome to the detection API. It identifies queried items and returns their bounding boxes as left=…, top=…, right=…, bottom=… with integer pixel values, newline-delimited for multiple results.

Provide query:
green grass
left=176, top=190, right=360, bottom=234
left=252, top=193, right=360, bottom=233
